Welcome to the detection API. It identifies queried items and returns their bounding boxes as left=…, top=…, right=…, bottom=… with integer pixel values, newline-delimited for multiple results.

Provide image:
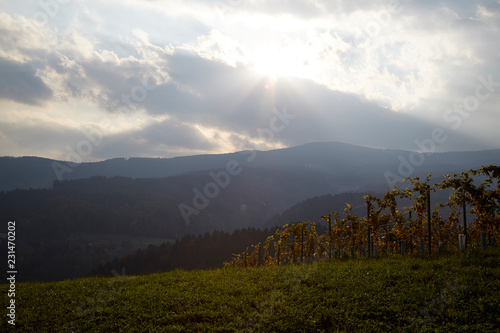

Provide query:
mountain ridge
left=2, top=141, right=500, bottom=192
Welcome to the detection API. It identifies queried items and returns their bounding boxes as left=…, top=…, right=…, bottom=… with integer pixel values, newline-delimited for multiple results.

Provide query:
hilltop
left=2, top=141, right=500, bottom=192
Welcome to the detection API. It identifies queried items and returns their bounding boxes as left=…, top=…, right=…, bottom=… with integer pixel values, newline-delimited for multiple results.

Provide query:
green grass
left=2, top=248, right=500, bottom=332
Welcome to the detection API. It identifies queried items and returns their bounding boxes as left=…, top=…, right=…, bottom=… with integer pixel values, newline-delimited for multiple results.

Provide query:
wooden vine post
left=463, top=199, right=467, bottom=249
left=328, top=214, right=332, bottom=259
left=301, top=224, right=304, bottom=262
left=409, top=210, right=413, bottom=254
left=366, top=200, right=371, bottom=256
left=427, top=184, right=432, bottom=254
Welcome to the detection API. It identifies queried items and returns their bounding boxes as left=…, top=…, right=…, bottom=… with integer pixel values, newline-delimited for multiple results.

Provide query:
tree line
left=90, top=228, right=275, bottom=277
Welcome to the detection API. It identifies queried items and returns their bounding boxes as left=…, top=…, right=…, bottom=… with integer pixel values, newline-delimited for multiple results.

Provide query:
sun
left=250, top=44, right=307, bottom=80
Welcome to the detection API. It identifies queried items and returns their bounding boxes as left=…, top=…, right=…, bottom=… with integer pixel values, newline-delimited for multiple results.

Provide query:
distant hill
left=2, top=141, right=500, bottom=192
left=0, top=167, right=331, bottom=281
left=2, top=141, right=500, bottom=281
left=0, top=167, right=334, bottom=239
left=90, top=227, right=276, bottom=277
left=263, top=188, right=469, bottom=230
left=264, top=193, right=377, bottom=229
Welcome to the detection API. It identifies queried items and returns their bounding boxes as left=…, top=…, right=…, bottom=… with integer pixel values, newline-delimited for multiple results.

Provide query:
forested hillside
left=2, top=142, right=500, bottom=192
left=0, top=167, right=331, bottom=281
left=90, top=228, right=275, bottom=277
left=3, top=142, right=500, bottom=282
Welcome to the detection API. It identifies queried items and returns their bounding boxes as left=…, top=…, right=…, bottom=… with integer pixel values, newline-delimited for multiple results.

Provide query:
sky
left=0, top=0, right=499, bottom=161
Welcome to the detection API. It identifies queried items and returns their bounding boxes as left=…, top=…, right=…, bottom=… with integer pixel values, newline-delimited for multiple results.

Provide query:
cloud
left=89, top=116, right=218, bottom=159
left=0, top=110, right=83, bottom=158
left=0, top=0, right=499, bottom=160
left=0, top=57, right=52, bottom=105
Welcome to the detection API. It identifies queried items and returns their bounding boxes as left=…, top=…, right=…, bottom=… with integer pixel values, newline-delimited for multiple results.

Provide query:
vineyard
left=227, top=166, right=500, bottom=267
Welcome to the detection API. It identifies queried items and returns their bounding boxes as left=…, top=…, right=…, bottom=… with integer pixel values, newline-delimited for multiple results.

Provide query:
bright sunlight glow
left=249, top=43, right=311, bottom=80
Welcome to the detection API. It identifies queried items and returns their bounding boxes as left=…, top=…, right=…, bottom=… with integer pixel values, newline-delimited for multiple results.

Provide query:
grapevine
left=227, top=166, right=500, bottom=267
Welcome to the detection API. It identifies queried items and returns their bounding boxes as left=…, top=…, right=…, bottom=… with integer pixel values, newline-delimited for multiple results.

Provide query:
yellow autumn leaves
left=226, top=166, right=500, bottom=267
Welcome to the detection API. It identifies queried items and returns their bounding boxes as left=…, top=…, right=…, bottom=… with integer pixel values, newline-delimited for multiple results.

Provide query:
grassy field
left=2, top=248, right=500, bottom=332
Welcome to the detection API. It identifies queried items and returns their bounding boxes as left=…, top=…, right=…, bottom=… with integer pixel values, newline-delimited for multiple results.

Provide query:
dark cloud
left=125, top=51, right=488, bottom=153
left=3, top=36, right=490, bottom=157
left=0, top=57, right=52, bottom=105
left=0, top=119, right=85, bottom=158
left=1, top=0, right=499, bottom=160
left=140, top=117, right=215, bottom=151
left=90, top=117, right=217, bottom=159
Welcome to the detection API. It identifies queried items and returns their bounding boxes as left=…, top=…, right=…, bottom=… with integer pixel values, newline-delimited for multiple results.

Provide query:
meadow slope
left=2, top=248, right=500, bottom=332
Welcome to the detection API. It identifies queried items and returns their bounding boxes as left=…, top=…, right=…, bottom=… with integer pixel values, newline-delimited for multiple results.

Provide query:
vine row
left=226, top=166, right=500, bottom=267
